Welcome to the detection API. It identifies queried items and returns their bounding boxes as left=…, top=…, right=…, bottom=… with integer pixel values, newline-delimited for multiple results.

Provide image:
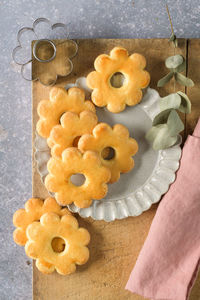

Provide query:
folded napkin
left=126, top=117, right=200, bottom=300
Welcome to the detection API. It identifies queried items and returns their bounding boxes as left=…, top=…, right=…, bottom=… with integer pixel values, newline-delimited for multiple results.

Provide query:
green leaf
left=169, top=34, right=178, bottom=47
left=174, top=59, right=186, bottom=73
left=167, top=110, right=184, bottom=136
left=177, top=91, right=191, bottom=114
left=153, top=109, right=172, bottom=126
left=159, top=93, right=181, bottom=111
left=169, top=33, right=176, bottom=42
left=146, top=125, right=160, bottom=142
left=157, top=72, right=173, bottom=87
left=146, top=124, right=177, bottom=150
left=153, top=125, right=178, bottom=150
left=174, top=72, right=194, bottom=87
left=165, top=55, right=183, bottom=69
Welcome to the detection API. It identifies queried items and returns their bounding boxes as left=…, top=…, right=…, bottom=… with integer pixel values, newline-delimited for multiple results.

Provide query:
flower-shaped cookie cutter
left=12, top=18, right=78, bottom=86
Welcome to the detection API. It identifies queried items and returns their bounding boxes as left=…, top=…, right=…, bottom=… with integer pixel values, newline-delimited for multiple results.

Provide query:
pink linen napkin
left=126, top=117, right=200, bottom=300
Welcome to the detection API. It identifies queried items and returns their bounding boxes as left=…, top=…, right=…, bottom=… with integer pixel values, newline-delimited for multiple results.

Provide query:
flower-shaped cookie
left=13, top=197, right=71, bottom=246
left=87, top=47, right=150, bottom=113
left=25, top=212, right=90, bottom=275
left=45, top=148, right=111, bottom=208
left=36, top=87, right=95, bottom=139
left=78, top=123, right=138, bottom=183
left=48, top=110, right=98, bottom=157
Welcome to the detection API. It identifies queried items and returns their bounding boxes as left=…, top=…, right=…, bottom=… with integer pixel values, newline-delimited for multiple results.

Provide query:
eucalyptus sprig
left=146, top=92, right=191, bottom=150
left=157, top=54, right=194, bottom=87
left=146, top=109, right=184, bottom=150
left=146, top=5, right=194, bottom=151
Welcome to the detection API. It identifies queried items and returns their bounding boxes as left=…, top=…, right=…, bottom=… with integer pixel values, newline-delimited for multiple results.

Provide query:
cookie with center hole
left=25, top=212, right=90, bottom=275
left=48, top=110, right=98, bottom=157
left=45, top=148, right=111, bottom=208
left=87, top=47, right=150, bottom=113
left=13, top=197, right=71, bottom=249
left=78, top=123, right=138, bottom=183
left=37, top=87, right=95, bottom=139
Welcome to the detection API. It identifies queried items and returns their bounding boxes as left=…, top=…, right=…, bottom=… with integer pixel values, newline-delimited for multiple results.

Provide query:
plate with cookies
left=35, top=47, right=181, bottom=221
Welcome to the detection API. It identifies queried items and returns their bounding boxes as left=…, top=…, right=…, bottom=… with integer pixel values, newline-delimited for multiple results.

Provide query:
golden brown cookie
left=25, top=212, right=90, bottom=275
left=36, top=87, right=95, bottom=138
left=48, top=110, right=98, bottom=157
left=78, top=123, right=138, bottom=183
left=87, top=47, right=150, bottom=113
left=45, top=147, right=111, bottom=208
left=13, top=197, right=71, bottom=246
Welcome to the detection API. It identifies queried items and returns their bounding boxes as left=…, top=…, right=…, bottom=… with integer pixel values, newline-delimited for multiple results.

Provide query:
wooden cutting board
left=32, top=39, right=200, bottom=300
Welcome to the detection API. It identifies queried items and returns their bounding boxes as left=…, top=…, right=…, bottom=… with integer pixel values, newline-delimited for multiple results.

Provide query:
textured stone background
left=0, top=0, right=199, bottom=299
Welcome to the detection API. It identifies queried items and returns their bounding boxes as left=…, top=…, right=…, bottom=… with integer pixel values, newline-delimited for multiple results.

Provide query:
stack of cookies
left=13, top=197, right=90, bottom=275
left=13, top=47, right=150, bottom=275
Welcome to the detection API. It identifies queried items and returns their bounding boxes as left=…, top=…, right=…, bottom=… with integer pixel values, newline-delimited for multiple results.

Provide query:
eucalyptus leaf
left=153, top=125, right=178, bottom=150
left=167, top=110, right=184, bottom=136
left=175, top=72, right=194, bottom=87
left=169, top=33, right=178, bottom=47
left=157, top=72, right=173, bottom=87
left=174, top=59, right=186, bottom=73
left=146, top=124, right=177, bottom=150
left=169, top=33, right=176, bottom=42
left=153, top=109, right=172, bottom=126
left=145, top=125, right=160, bottom=142
left=165, top=55, right=183, bottom=69
left=159, top=93, right=181, bottom=111
left=177, top=91, right=191, bottom=114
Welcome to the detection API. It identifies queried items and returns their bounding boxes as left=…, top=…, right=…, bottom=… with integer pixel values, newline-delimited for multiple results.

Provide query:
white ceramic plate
left=34, top=79, right=181, bottom=221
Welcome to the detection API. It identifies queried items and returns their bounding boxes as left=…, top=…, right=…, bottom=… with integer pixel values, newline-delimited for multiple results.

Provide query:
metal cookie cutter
left=12, top=18, right=78, bottom=86
left=33, top=39, right=57, bottom=63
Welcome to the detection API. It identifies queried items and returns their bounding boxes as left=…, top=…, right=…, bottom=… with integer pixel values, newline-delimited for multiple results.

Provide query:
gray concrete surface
left=0, top=0, right=199, bottom=299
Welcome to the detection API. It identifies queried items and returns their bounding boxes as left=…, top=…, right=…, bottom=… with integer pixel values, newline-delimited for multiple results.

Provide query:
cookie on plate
left=48, top=110, right=98, bottom=157
left=45, top=147, right=111, bottom=208
left=36, top=87, right=95, bottom=138
left=78, top=123, right=138, bottom=183
left=87, top=47, right=150, bottom=113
